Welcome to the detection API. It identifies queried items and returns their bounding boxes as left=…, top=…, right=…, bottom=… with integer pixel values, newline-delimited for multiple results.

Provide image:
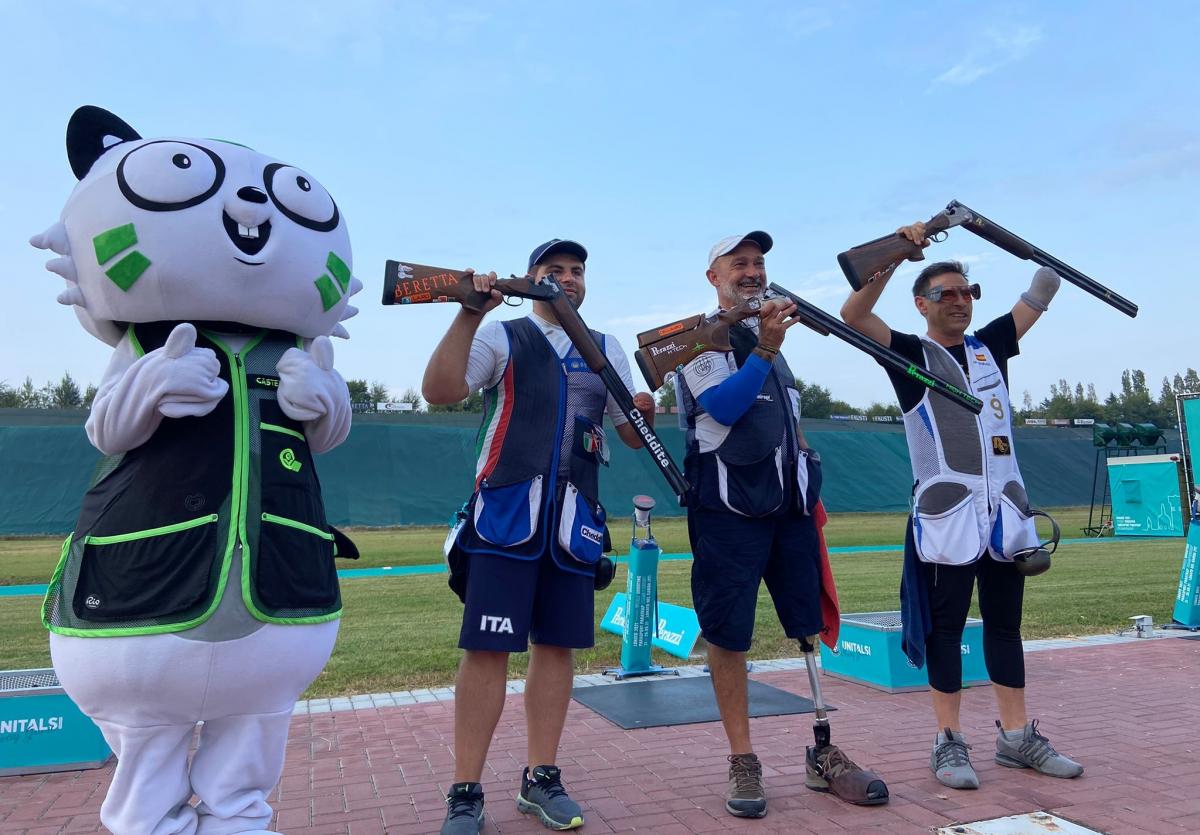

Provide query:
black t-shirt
left=884, top=314, right=1019, bottom=413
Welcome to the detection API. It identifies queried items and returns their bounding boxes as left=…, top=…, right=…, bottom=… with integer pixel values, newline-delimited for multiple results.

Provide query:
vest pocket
left=258, top=419, right=324, bottom=528
left=73, top=514, right=219, bottom=621
left=993, top=480, right=1039, bottom=560
left=557, top=482, right=607, bottom=566
left=473, top=475, right=543, bottom=547
left=257, top=512, right=338, bottom=610
left=913, top=480, right=980, bottom=565
left=716, top=446, right=785, bottom=517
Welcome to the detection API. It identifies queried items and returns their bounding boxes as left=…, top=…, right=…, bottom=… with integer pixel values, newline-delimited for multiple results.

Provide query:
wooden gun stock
left=836, top=208, right=963, bottom=291
left=633, top=301, right=759, bottom=391
left=382, top=261, right=552, bottom=312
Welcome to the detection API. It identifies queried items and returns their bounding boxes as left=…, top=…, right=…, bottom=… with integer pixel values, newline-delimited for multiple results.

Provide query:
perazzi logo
left=658, top=322, right=686, bottom=337
left=0, top=717, right=63, bottom=734
left=649, top=342, right=686, bottom=357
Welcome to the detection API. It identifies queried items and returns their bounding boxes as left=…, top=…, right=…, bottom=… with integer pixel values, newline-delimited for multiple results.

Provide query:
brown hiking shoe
left=805, top=744, right=889, bottom=806
left=726, top=753, right=767, bottom=818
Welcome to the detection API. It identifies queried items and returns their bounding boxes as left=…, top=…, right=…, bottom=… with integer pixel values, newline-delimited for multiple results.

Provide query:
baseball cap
left=708, top=231, right=773, bottom=268
left=528, top=239, right=588, bottom=272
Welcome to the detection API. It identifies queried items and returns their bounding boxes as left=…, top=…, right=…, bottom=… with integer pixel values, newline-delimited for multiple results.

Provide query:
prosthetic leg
left=798, top=635, right=890, bottom=806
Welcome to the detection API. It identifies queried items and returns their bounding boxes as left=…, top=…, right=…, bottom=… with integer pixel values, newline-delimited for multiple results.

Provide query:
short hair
left=912, top=260, right=968, bottom=297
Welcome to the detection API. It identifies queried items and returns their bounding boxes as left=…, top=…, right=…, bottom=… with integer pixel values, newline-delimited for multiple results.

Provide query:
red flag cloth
left=813, top=501, right=840, bottom=648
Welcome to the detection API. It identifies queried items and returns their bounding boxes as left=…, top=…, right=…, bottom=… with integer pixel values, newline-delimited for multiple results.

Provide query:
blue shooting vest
left=679, top=323, right=802, bottom=517
left=455, top=317, right=610, bottom=576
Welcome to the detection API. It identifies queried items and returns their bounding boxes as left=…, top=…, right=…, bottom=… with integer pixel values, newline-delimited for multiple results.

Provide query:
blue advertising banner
left=1106, top=455, right=1185, bottom=537
left=1174, top=521, right=1200, bottom=627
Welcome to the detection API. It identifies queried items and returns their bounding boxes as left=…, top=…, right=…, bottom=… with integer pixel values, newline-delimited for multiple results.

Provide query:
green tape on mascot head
left=32, top=105, right=359, bottom=346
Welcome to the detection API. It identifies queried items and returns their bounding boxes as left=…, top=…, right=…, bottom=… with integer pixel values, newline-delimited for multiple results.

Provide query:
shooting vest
left=43, top=322, right=342, bottom=637
left=902, top=335, right=1039, bottom=565
left=457, top=317, right=610, bottom=575
left=679, top=323, right=803, bottom=517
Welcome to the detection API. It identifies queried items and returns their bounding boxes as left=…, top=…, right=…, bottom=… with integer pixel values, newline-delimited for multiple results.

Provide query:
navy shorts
left=688, top=508, right=823, bottom=652
left=459, top=549, right=595, bottom=652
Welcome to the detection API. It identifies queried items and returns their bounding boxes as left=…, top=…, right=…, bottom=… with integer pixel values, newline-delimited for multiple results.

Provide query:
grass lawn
left=0, top=507, right=1185, bottom=698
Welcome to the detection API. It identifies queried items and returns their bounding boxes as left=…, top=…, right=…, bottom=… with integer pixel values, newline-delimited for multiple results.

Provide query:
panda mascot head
left=32, top=105, right=360, bottom=343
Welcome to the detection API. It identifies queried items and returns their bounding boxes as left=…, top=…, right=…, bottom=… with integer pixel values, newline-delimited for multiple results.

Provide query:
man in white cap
left=674, top=232, right=889, bottom=817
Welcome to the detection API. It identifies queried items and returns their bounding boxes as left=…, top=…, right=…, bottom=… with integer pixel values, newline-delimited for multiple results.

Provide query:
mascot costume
left=31, top=106, right=360, bottom=835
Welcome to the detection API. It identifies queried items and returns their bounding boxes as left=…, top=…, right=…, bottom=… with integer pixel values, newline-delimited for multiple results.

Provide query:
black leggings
left=923, top=556, right=1026, bottom=693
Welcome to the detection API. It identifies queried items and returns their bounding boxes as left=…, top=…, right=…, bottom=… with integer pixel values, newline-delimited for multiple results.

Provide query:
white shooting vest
left=901, top=335, right=1039, bottom=565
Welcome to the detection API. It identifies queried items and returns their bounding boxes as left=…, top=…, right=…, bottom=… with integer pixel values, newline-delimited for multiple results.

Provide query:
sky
left=1, top=1, right=1196, bottom=410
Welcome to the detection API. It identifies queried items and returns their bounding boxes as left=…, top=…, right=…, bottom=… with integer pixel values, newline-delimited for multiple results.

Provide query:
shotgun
left=836, top=201, right=1138, bottom=318
left=383, top=260, right=690, bottom=500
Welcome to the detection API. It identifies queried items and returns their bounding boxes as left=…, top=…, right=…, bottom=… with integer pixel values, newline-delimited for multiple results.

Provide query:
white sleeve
left=464, top=321, right=509, bottom=393
left=602, top=334, right=637, bottom=426
left=679, top=351, right=735, bottom=400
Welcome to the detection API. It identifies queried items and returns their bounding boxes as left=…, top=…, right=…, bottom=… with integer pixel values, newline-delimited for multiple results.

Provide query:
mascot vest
left=456, top=318, right=609, bottom=576
left=679, top=324, right=802, bottom=517
left=43, top=322, right=342, bottom=636
left=903, top=335, right=1039, bottom=565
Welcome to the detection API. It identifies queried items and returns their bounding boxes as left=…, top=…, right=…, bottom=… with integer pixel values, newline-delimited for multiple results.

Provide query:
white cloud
left=933, top=24, right=1043, bottom=87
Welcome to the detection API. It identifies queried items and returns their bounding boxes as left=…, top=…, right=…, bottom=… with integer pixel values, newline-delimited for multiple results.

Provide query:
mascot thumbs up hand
left=83, top=322, right=229, bottom=454
left=276, top=334, right=351, bottom=452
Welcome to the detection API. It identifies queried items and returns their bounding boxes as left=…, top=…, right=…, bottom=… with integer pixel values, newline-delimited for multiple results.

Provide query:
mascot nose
left=236, top=186, right=269, bottom=204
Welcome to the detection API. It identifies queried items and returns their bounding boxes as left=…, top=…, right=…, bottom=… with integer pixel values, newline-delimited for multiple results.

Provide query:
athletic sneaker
left=805, top=744, right=890, bottom=805
left=726, top=753, right=767, bottom=818
left=440, top=782, right=484, bottom=835
left=995, top=720, right=1084, bottom=778
left=932, top=728, right=979, bottom=789
left=516, top=765, right=584, bottom=830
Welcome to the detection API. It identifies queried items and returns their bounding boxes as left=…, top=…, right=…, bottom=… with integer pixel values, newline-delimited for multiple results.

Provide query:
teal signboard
left=1174, top=521, right=1200, bottom=627
left=1107, top=455, right=1185, bottom=537
left=0, top=670, right=111, bottom=776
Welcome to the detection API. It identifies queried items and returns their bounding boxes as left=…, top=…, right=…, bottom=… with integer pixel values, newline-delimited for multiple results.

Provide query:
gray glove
left=1020, top=266, right=1061, bottom=312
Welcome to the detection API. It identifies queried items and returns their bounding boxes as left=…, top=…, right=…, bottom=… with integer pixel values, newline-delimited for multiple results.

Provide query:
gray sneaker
left=995, top=720, right=1084, bottom=778
left=931, top=728, right=979, bottom=789
left=440, top=782, right=484, bottom=835
left=726, top=753, right=767, bottom=818
left=516, top=765, right=584, bottom=830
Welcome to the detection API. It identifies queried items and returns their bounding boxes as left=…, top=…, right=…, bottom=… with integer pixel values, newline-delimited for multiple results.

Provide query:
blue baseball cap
left=528, top=239, right=588, bottom=272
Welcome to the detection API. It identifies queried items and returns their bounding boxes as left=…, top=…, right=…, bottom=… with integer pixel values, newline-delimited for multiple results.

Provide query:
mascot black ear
left=67, top=106, right=142, bottom=180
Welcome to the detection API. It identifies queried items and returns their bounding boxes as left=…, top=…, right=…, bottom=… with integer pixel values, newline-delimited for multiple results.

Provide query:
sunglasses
left=920, top=283, right=981, bottom=303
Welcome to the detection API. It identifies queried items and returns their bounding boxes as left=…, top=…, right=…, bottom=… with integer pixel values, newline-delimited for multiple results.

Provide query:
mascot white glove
left=86, top=323, right=229, bottom=455
left=276, top=336, right=352, bottom=453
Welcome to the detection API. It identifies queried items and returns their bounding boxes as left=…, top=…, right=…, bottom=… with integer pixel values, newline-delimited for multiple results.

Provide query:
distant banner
left=1025, top=418, right=1048, bottom=425
left=377, top=402, right=413, bottom=412
left=832, top=414, right=868, bottom=422
left=1051, top=419, right=1071, bottom=426
left=871, top=415, right=897, bottom=423
left=1073, top=418, right=1095, bottom=426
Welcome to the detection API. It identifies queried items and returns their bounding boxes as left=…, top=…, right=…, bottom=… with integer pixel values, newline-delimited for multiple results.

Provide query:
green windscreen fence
left=0, top=413, right=1180, bottom=534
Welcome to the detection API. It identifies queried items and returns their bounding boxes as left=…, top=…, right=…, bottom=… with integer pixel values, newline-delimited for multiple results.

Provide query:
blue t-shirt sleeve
left=696, top=353, right=771, bottom=426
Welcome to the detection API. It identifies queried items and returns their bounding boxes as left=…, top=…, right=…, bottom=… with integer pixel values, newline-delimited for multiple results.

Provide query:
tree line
left=6, top=368, right=1198, bottom=427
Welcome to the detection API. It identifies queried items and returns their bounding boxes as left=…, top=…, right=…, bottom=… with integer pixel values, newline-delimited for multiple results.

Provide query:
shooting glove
left=1020, top=267, right=1061, bottom=312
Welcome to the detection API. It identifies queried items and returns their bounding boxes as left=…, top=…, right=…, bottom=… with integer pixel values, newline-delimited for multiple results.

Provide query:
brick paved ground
left=2, top=636, right=1197, bottom=835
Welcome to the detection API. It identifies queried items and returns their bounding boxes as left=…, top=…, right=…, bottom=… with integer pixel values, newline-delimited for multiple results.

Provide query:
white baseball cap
left=708, top=231, right=773, bottom=268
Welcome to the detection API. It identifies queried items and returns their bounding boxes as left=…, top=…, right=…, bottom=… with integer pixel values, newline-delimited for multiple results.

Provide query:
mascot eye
left=264, top=163, right=339, bottom=232
left=118, top=141, right=224, bottom=212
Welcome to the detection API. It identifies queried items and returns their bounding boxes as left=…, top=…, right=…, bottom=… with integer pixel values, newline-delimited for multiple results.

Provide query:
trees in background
left=4, top=367, right=1198, bottom=426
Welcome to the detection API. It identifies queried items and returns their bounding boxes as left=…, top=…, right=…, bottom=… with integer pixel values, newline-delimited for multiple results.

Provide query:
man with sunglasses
left=840, top=221, right=1083, bottom=791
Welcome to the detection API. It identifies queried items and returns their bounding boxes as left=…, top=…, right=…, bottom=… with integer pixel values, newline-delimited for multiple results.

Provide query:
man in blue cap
left=423, top=239, right=656, bottom=834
